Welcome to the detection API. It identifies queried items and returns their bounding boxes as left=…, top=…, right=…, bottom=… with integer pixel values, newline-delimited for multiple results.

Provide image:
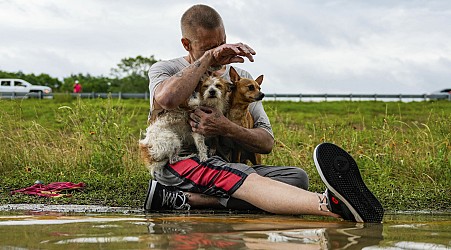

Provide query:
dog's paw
left=198, top=152, right=208, bottom=162
left=168, top=156, right=179, bottom=164
left=169, top=153, right=197, bottom=164
left=149, top=160, right=167, bottom=174
left=208, top=147, right=216, bottom=157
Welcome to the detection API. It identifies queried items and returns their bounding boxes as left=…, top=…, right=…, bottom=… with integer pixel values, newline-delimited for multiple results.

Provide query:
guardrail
left=264, top=93, right=451, bottom=101
left=1, top=92, right=450, bottom=101
left=0, top=92, right=53, bottom=99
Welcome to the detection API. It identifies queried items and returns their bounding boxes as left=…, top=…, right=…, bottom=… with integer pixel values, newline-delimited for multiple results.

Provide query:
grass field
left=0, top=97, right=449, bottom=212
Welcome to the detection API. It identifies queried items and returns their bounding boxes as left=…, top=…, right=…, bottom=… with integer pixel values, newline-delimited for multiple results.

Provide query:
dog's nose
left=209, top=90, right=216, bottom=96
left=256, top=92, right=265, bottom=101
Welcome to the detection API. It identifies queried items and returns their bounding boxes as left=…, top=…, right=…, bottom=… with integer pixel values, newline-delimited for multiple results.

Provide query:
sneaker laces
left=161, top=189, right=191, bottom=210
left=317, top=190, right=330, bottom=212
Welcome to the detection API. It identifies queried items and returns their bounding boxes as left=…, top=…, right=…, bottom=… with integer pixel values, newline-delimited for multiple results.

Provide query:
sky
left=1, top=0, right=450, bottom=94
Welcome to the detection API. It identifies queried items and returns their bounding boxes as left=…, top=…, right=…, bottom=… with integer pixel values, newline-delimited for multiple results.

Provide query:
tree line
left=0, top=55, right=158, bottom=93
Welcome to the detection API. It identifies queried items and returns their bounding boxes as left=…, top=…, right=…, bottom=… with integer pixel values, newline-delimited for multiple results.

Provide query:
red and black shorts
left=153, top=156, right=256, bottom=198
left=153, top=156, right=309, bottom=208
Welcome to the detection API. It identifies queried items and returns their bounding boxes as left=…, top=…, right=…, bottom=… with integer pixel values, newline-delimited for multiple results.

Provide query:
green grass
left=0, top=97, right=450, bottom=211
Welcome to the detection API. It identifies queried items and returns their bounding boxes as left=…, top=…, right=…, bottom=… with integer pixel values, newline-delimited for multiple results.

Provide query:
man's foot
left=314, top=142, right=384, bottom=223
left=144, top=180, right=191, bottom=211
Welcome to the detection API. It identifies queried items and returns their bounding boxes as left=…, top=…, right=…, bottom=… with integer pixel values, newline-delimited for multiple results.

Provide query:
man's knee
left=253, top=167, right=309, bottom=190
left=282, top=167, right=309, bottom=190
left=293, top=168, right=309, bottom=190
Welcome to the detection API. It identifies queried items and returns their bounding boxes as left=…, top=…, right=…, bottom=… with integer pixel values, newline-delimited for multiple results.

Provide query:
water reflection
left=0, top=212, right=449, bottom=249
left=144, top=216, right=384, bottom=249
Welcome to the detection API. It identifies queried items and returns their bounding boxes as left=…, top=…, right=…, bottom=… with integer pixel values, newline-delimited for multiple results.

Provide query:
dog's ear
left=228, top=82, right=236, bottom=92
left=200, top=74, right=209, bottom=82
left=229, top=66, right=240, bottom=83
left=255, top=75, right=264, bottom=86
left=196, top=74, right=208, bottom=92
left=204, top=70, right=213, bottom=77
left=195, top=81, right=202, bottom=92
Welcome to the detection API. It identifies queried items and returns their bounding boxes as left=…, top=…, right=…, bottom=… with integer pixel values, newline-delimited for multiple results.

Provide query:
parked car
left=429, top=88, right=451, bottom=100
left=0, top=79, right=52, bottom=99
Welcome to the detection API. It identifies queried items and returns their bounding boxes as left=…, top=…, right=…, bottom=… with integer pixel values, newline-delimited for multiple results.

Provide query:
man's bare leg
left=182, top=173, right=338, bottom=218
left=233, top=173, right=340, bottom=218
left=184, top=193, right=223, bottom=208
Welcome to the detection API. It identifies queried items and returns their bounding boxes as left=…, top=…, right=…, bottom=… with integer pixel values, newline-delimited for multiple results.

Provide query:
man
left=144, top=4, right=383, bottom=222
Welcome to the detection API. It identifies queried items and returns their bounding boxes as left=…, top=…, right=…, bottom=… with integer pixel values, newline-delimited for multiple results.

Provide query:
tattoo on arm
left=175, top=60, right=202, bottom=78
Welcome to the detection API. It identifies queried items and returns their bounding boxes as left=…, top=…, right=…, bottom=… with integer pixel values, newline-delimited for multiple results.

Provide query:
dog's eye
left=215, top=84, right=222, bottom=89
left=248, top=85, right=255, bottom=91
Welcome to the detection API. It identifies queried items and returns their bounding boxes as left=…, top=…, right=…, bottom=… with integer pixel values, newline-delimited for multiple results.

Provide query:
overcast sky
left=1, top=0, right=450, bottom=94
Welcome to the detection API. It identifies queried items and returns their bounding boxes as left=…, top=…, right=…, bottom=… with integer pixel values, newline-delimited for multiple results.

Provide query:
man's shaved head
left=181, top=4, right=224, bottom=40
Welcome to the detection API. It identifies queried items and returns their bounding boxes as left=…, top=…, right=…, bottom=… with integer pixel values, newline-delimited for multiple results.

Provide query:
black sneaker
left=314, top=142, right=384, bottom=223
left=144, top=180, right=191, bottom=211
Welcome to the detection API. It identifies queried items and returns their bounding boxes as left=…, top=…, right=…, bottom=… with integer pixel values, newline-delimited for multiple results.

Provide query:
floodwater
left=0, top=207, right=450, bottom=249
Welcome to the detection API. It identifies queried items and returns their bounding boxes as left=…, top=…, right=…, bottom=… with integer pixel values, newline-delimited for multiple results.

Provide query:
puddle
left=0, top=206, right=449, bottom=249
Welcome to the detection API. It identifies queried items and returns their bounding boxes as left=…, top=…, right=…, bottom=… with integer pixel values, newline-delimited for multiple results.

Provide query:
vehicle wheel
left=29, top=91, right=43, bottom=99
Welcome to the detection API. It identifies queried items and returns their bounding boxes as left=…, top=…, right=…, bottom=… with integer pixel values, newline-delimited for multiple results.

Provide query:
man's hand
left=189, top=106, right=228, bottom=136
left=208, top=43, right=256, bottom=66
left=190, top=106, right=274, bottom=154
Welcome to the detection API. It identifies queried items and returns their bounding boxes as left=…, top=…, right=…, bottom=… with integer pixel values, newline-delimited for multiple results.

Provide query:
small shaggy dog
left=139, top=75, right=230, bottom=175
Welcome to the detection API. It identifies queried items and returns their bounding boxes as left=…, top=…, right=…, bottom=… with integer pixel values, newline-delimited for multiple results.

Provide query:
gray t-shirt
left=148, top=57, right=273, bottom=137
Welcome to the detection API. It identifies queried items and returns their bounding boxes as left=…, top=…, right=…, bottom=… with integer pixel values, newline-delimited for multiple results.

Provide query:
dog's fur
left=227, top=66, right=264, bottom=165
left=139, top=75, right=230, bottom=175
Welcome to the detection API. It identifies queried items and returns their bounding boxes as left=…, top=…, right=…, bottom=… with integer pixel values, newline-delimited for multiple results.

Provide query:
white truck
left=0, top=79, right=52, bottom=99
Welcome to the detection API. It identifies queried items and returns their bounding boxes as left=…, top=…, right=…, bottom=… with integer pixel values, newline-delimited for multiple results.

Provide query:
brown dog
left=227, top=66, right=264, bottom=165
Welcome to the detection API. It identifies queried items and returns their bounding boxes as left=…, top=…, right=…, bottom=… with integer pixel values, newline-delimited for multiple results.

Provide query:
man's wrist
left=203, top=49, right=219, bottom=68
left=221, top=120, right=243, bottom=138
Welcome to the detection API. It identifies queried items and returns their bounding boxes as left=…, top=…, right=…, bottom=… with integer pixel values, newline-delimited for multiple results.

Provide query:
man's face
left=185, top=26, right=226, bottom=61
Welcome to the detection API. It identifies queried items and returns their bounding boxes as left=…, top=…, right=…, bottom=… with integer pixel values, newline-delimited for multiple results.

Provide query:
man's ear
left=229, top=66, right=240, bottom=83
left=181, top=38, right=191, bottom=51
left=255, top=75, right=264, bottom=86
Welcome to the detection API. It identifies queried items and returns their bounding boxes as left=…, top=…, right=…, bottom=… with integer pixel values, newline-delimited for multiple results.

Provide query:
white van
left=0, top=79, right=52, bottom=98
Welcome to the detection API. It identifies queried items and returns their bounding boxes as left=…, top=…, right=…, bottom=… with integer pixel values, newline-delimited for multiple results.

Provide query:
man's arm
left=190, top=106, right=274, bottom=154
left=154, top=43, right=256, bottom=110
left=154, top=56, right=210, bottom=110
left=225, top=124, right=274, bottom=154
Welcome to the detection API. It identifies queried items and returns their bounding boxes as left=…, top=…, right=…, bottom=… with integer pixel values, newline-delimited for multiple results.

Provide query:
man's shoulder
left=225, top=65, right=252, bottom=79
left=150, top=57, right=188, bottom=72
